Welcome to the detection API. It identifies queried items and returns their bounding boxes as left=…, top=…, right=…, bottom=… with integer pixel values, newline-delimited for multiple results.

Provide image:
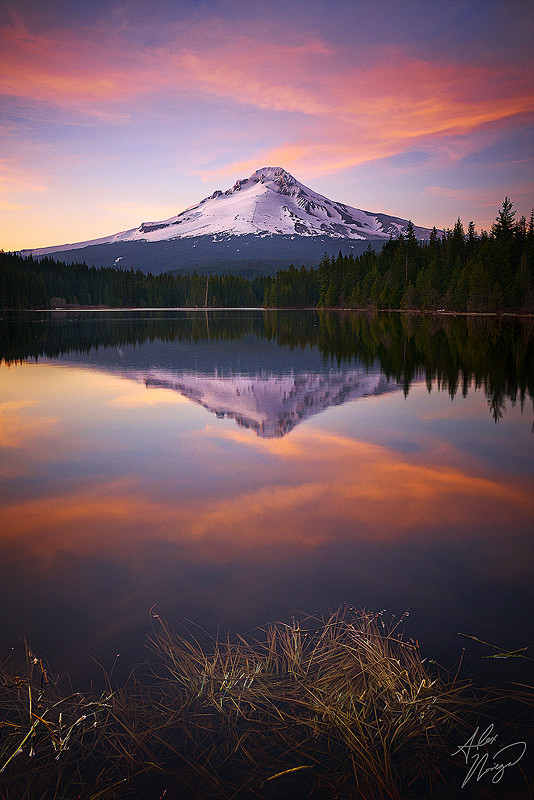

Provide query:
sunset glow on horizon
left=1, top=0, right=533, bottom=251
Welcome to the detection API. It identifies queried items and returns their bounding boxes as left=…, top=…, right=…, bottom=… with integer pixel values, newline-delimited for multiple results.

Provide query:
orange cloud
left=0, top=23, right=150, bottom=120
left=0, top=400, right=58, bottom=447
left=0, top=159, right=48, bottom=197
left=193, top=427, right=533, bottom=539
left=108, top=390, right=188, bottom=408
left=172, top=38, right=333, bottom=116
left=0, top=199, right=29, bottom=210
left=178, top=40, right=534, bottom=176
left=2, top=427, right=532, bottom=579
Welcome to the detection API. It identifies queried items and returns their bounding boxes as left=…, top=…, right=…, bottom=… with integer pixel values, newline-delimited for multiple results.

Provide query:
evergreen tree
left=492, top=197, right=515, bottom=240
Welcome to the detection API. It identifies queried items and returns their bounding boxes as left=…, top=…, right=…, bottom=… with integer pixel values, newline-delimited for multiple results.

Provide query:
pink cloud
left=1, top=15, right=533, bottom=181
left=0, top=20, right=157, bottom=112
left=201, top=46, right=534, bottom=177
left=171, top=40, right=534, bottom=178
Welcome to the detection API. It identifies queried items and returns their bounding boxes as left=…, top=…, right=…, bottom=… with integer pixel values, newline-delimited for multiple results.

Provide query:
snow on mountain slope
left=23, top=167, right=435, bottom=257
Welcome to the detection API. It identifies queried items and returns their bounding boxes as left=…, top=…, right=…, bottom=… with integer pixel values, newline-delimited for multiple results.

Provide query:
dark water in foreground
left=0, top=309, right=533, bottom=686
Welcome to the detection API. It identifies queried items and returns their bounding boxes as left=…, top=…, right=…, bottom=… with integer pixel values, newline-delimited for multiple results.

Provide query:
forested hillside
left=0, top=254, right=266, bottom=309
left=1, top=199, right=533, bottom=312
left=264, top=199, right=534, bottom=311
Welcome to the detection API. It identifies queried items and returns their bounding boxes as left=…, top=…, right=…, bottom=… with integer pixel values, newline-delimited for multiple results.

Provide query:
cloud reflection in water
left=0, top=357, right=532, bottom=682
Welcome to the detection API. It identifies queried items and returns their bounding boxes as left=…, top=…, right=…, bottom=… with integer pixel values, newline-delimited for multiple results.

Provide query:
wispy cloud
left=108, top=389, right=188, bottom=408
left=99, top=200, right=181, bottom=222
left=0, top=158, right=48, bottom=195
left=0, top=400, right=58, bottom=448
left=2, top=17, right=532, bottom=176
left=423, top=186, right=500, bottom=204
left=196, top=45, right=534, bottom=177
left=0, top=199, right=30, bottom=210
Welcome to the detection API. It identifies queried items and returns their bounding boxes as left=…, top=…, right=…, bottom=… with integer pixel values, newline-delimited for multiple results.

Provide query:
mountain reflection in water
left=1, top=309, right=532, bottom=425
left=123, top=369, right=396, bottom=437
left=0, top=310, right=532, bottom=686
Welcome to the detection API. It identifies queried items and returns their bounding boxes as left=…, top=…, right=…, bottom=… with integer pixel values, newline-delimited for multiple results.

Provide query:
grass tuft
left=1, top=608, right=530, bottom=799
left=108, top=608, right=468, bottom=799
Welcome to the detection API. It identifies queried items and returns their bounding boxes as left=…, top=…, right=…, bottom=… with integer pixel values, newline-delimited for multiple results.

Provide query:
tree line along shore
left=1, top=199, right=533, bottom=313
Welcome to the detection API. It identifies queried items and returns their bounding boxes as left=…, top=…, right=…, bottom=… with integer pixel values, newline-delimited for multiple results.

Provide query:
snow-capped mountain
left=21, top=167, right=437, bottom=275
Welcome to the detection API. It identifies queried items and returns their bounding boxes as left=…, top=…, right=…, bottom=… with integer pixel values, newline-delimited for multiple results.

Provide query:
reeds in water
left=0, top=644, right=122, bottom=799
left=4, top=608, right=526, bottom=799
left=109, top=608, right=467, bottom=798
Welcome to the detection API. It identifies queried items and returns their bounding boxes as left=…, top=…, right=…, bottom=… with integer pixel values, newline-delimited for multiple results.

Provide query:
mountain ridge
left=20, top=167, right=439, bottom=275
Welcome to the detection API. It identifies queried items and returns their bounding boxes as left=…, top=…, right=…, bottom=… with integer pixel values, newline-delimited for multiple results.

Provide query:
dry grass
left=4, top=608, right=527, bottom=799
left=107, top=608, right=468, bottom=799
left=0, top=644, right=127, bottom=799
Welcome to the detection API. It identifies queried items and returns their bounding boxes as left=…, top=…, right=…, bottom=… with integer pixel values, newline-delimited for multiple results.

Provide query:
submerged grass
left=0, top=608, right=531, bottom=799
left=0, top=644, right=126, bottom=799
left=141, top=609, right=464, bottom=798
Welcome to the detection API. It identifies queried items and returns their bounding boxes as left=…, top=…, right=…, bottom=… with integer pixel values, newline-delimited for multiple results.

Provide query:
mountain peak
left=221, top=167, right=297, bottom=197
left=250, top=166, right=295, bottom=181
left=251, top=167, right=297, bottom=192
left=22, top=166, right=439, bottom=262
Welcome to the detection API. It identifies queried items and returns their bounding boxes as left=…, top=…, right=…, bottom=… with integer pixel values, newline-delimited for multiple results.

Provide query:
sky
left=1, top=0, right=533, bottom=251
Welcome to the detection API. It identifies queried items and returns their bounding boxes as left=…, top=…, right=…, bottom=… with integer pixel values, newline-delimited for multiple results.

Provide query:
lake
left=0, top=309, right=533, bottom=686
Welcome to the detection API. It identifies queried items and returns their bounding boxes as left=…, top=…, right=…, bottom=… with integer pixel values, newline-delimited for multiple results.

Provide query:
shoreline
left=9, top=305, right=534, bottom=318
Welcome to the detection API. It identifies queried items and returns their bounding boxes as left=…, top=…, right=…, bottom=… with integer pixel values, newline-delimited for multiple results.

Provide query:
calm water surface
left=0, top=310, right=533, bottom=685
